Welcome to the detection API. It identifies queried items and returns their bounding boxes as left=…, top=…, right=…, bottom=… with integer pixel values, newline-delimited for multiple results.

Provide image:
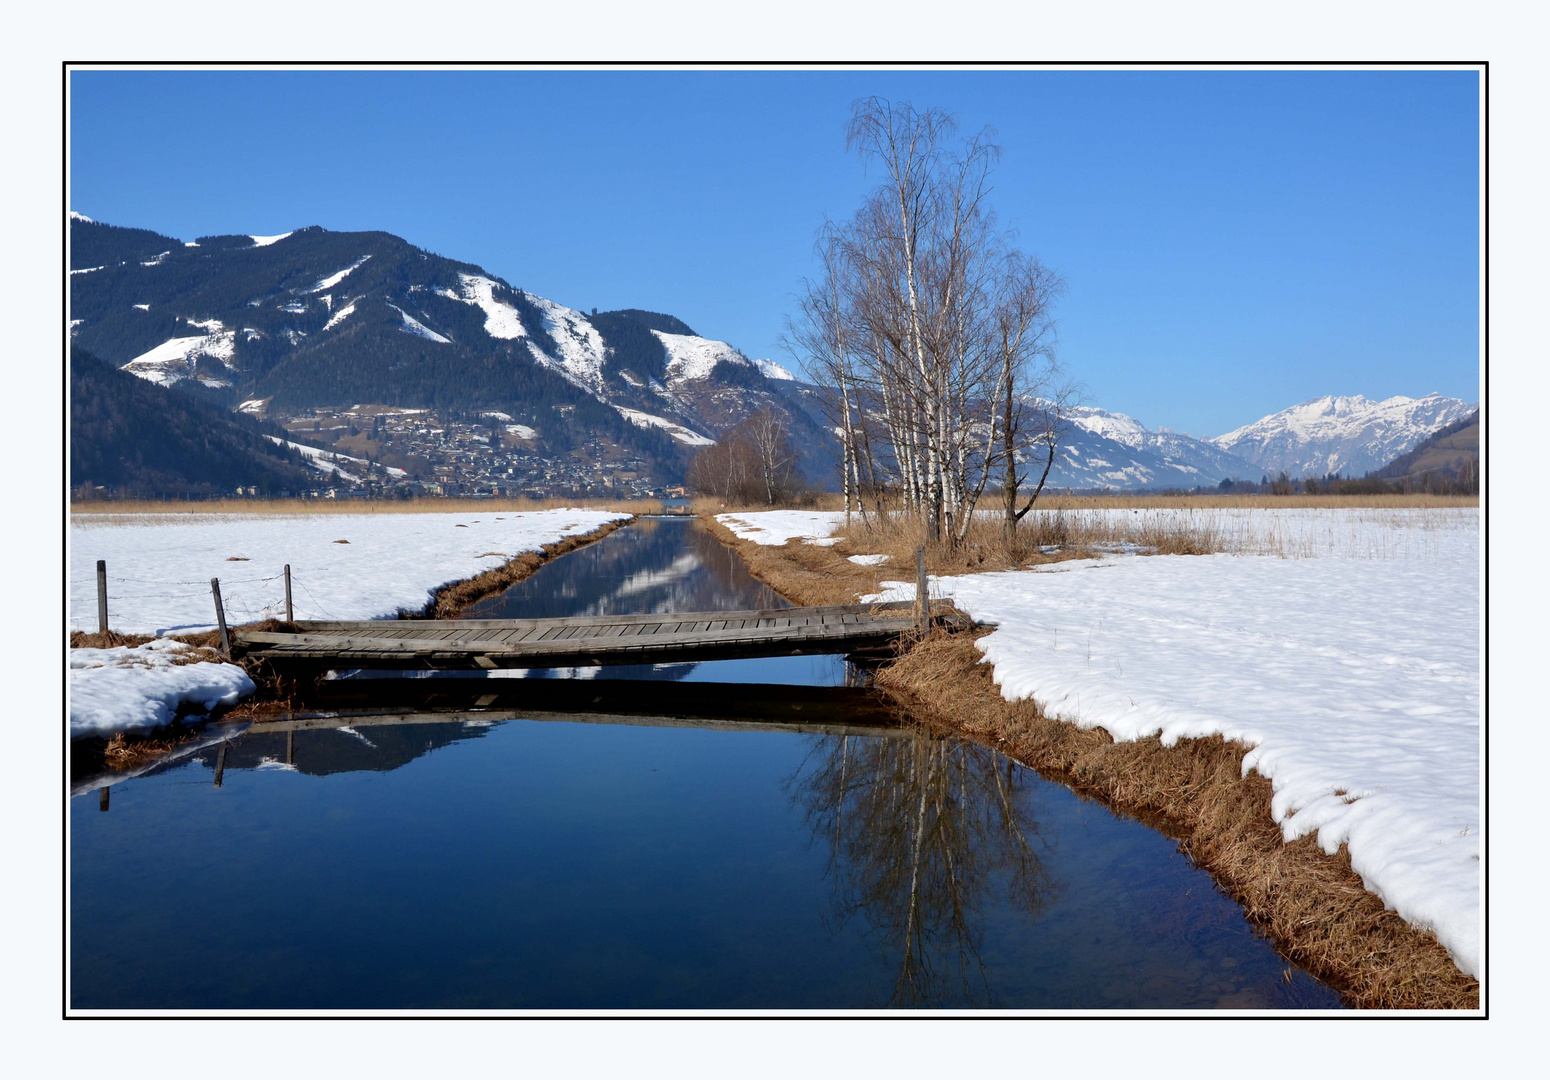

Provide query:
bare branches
left=789, top=98, right=1073, bottom=548
left=685, top=407, right=801, bottom=506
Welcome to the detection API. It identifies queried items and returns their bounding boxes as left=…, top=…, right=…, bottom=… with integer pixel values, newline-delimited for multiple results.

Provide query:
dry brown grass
left=710, top=491, right=1476, bottom=514
left=697, top=503, right=1218, bottom=607
left=70, top=496, right=664, bottom=518
left=101, top=727, right=203, bottom=768
left=701, top=507, right=1480, bottom=1009
left=69, top=629, right=155, bottom=650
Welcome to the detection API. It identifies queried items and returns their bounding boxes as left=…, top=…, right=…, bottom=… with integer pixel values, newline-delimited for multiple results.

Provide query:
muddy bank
left=698, top=510, right=1479, bottom=1010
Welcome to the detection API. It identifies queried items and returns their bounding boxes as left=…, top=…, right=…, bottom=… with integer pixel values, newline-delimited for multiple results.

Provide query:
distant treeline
left=1212, top=470, right=1478, bottom=497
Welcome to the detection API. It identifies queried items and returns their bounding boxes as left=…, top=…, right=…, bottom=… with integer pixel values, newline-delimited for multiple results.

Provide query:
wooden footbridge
left=232, top=600, right=963, bottom=677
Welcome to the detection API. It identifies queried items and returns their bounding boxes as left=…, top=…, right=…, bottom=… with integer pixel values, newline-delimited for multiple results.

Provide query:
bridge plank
left=235, top=602, right=933, bottom=673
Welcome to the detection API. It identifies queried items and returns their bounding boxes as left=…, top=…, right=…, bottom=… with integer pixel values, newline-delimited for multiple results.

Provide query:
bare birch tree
left=788, top=97, right=1072, bottom=547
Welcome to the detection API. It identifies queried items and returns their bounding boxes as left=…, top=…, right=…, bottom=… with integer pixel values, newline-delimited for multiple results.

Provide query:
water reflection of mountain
left=187, top=721, right=494, bottom=778
left=464, top=518, right=788, bottom=621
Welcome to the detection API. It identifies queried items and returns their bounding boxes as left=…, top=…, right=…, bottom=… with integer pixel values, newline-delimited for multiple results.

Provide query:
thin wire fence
left=72, top=565, right=312, bottom=628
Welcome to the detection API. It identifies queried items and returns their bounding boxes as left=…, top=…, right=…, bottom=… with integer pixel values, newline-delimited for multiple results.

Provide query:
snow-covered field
left=71, top=507, right=632, bottom=635
left=69, top=509, right=631, bottom=737
left=720, top=507, right=1483, bottom=979
left=719, top=510, right=854, bottom=546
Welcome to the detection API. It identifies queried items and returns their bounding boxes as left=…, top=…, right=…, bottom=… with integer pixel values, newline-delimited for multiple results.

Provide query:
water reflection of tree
left=788, top=730, right=1056, bottom=1006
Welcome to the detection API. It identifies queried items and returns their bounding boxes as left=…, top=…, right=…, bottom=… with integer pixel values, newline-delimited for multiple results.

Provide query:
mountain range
left=68, top=214, right=831, bottom=490
left=1209, top=393, right=1478, bottom=479
left=1052, top=405, right=1267, bottom=490
left=68, top=214, right=1477, bottom=495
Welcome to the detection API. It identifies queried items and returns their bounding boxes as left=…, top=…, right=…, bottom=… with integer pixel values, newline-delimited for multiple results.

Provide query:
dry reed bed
left=71, top=496, right=663, bottom=520
left=745, top=492, right=1477, bottom=513
left=698, top=508, right=1479, bottom=1010
left=697, top=497, right=1226, bottom=602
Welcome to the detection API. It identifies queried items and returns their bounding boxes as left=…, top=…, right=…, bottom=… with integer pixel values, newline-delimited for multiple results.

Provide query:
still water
left=70, top=517, right=1341, bottom=1009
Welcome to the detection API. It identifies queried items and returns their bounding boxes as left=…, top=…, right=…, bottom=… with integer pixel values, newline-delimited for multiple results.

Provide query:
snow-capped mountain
left=1210, top=394, right=1478, bottom=479
left=1046, top=405, right=1265, bottom=490
left=68, top=216, right=832, bottom=483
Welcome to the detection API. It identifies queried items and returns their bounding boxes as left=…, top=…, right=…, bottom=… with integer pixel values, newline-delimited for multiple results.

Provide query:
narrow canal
left=70, top=516, right=1341, bottom=1009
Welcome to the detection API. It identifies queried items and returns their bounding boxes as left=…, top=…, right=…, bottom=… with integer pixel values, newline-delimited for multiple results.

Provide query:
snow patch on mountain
left=70, top=211, right=94, bottom=223
left=756, top=359, right=797, bottom=381
left=615, top=407, right=716, bottom=446
left=311, top=255, right=372, bottom=292
left=1211, top=393, right=1477, bottom=478
left=263, top=436, right=408, bottom=481
left=435, top=273, right=527, bottom=340
left=141, top=251, right=171, bottom=267
left=72, top=266, right=104, bottom=275
left=249, top=232, right=293, bottom=247
left=527, top=295, right=607, bottom=392
left=387, top=303, right=451, bottom=344
left=323, top=300, right=357, bottom=331
left=122, top=331, right=237, bottom=387
left=654, top=331, right=750, bottom=384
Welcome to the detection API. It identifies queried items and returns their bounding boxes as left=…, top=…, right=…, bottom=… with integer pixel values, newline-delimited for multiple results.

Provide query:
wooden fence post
left=211, top=578, right=231, bottom=656
left=214, top=742, right=227, bottom=788
left=96, top=560, right=108, bottom=634
left=284, top=564, right=293, bottom=623
left=915, top=545, right=929, bottom=637
left=99, top=786, right=109, bottom=812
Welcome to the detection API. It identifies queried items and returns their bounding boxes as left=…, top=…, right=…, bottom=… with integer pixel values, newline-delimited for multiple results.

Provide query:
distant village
left=246, top=400, right=674, bottom=500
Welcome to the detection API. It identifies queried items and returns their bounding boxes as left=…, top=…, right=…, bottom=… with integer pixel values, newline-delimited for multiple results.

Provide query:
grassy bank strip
left=698, top=509, right=1479, bottom=1010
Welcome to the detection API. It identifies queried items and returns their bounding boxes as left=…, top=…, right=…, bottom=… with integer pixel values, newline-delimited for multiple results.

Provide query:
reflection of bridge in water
left=75, top=677, right=912, bottom=799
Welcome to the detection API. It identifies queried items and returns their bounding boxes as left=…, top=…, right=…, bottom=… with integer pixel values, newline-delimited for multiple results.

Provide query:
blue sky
left=68, top=68, right=1480, bottom=437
